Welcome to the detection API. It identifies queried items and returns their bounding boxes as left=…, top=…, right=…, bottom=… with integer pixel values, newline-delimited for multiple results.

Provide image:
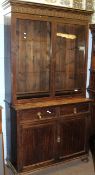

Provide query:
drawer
left=60, top=103, right=89, bottom=116
left=20, top=107, right=56, bottom=121
left=76, top=103, right=89, bottom=113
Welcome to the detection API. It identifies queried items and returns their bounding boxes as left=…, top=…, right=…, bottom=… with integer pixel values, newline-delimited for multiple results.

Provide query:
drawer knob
left=37, top=112, right=42, bottom=119
left=57, top=136, right=61, bottom=143
left=74, top=107, right=77, bottom=114
left=47, top=110, right=51, bottom=114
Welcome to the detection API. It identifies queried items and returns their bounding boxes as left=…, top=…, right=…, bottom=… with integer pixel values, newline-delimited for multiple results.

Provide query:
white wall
left=86, top=30, right=92, bottom=97
left=0, top=6, right=6, bottom=158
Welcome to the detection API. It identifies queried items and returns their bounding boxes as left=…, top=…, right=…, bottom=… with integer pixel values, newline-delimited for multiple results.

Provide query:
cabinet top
left=2, top=0, right=93, bottom=21
left=12, top=97, right=92, bottom=110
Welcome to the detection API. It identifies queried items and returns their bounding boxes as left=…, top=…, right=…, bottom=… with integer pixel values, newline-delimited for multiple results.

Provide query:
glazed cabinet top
left=2, top=0, right=92, bottom=105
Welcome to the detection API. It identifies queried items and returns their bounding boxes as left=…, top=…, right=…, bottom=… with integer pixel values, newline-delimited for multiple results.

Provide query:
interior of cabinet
left=16, top=18, right=86, bottom=100
left=16, top=19, right=51, bottom=98
left=55, top=23, right=86, bottom=95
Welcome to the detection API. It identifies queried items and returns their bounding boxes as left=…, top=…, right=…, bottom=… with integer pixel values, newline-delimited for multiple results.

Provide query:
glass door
left=16, top=19, right=51, bottom=99
left=55, top=23, right=86, bottom=96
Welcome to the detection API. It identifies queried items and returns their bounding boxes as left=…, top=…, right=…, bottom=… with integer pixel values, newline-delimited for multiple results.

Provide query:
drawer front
left=60, top=103, right=89, bottom=116
left=76, top=103, right=89, bottom=113
left=20, top=107, right=56, bottom=121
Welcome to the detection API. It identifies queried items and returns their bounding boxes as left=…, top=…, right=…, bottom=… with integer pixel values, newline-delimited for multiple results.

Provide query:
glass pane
left=55, top=23, right=86, bottom=95
left=16, top=19, right=51, bottom=99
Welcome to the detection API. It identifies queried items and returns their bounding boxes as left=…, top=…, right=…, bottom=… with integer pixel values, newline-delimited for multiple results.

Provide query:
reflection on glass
left=55, top=23, right=86, bottom=95
left=73, top=0, right=83, bottom=9
left=86, top=0, right=93, bottom=11
left=16, top=19, right=51, bottom=99
left=57, top=33, right=77, bottom=39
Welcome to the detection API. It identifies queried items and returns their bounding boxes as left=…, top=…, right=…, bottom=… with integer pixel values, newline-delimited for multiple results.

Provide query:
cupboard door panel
left=59, top=115, right=87, bottom=158
left=21, top=122, right=56, bottom=167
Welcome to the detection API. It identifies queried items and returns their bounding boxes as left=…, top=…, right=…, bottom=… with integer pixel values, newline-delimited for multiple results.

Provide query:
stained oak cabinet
left=2, top=0, right=92, bottom=174
left=10, top=101, right=90, bottom=172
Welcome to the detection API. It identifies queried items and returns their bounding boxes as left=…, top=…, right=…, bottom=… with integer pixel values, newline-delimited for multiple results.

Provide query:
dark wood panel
left=59, top=115, right=87, bottom=158
left=10, top=108, right=17, bottom=169
left=21, top=122, right=56, bottom=167
left=90, top=103, right=95, bottom=135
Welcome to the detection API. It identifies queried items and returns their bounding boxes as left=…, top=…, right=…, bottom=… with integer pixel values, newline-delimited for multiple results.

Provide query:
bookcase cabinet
left=2, top=0, right=92, bottom=173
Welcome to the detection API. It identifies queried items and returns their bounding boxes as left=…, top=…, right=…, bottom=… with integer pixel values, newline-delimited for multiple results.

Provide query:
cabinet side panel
left=4, top=15, right=11, bottom=103
left=5, top=102, right=11, bottom=161
left=11, top=108, right=17, bottom=169
left=5, top=103, right=17, bottom=169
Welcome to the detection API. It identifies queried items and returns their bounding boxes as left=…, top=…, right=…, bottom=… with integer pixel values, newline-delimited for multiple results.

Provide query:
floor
left=90, top=135, right=95, bottom=170
left=5, top=153, right=95, bottom=175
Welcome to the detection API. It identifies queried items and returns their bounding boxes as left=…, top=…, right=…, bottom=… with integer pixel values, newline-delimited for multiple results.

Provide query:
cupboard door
left=20, top=122, right=56, bottom=168
left=59, top=115, right=88, bottom=159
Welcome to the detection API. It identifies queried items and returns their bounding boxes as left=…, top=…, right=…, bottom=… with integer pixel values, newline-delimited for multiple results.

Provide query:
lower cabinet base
left=8, top=99, right=91, bottom=174
left=6, top=154, right=89, bottom=175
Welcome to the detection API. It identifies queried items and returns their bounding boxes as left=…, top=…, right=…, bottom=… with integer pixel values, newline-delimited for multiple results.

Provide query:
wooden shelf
left=13, top=97, right=91, bottom=110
